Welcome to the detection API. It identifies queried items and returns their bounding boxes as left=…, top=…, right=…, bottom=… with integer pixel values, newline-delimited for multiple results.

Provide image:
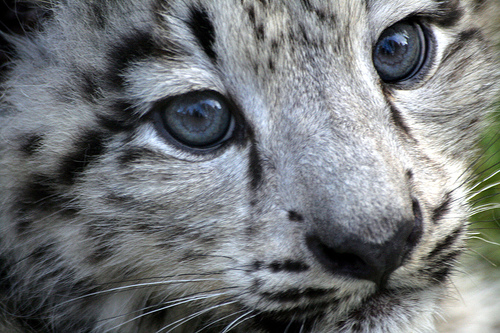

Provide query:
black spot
left=248, top=142, right=263, bottom=189
left=17, top=174, right=78, bottom=215
left=59, top=130, right=105, bottom=185
left=252, top=260, right=264, bottom=271
left=268, top=58, right=275, bottom=72
left=256, top=23, right=265, bottom=41
left=188, top=6, right=217, bottom=61
left=80, top=70, right=103, bottom=102
left=434, top=0, right=463, bottom=27
left=300, top=0, right=314, bottom=12
left=20, top=134, right=44, bottom=156
left=288, top=210, right=304, bottom=222
left=90, top=3, right=107, bottom=29
left=107, top=29, right=159, bottom=88
left=248, top=6, right=256, bottom=26
left=431, top=194, right=451, bottom=223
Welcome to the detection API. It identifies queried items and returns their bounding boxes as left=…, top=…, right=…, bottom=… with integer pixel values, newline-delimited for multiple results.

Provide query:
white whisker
left=220, top=310, right=256, bottom=333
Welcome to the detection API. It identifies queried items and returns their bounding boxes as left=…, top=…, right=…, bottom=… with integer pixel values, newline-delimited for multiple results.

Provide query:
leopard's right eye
left=373, top=21, right=427, bottom=83
left=153, top=90, right=235, bottom=150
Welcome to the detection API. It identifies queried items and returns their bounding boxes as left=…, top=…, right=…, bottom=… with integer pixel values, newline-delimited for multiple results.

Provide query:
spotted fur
left=0, top=0, right=499, bottom=332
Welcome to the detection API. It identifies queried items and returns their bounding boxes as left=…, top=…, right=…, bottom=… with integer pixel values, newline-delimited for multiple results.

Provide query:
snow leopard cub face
left=0, top=0, right=498, bottom=332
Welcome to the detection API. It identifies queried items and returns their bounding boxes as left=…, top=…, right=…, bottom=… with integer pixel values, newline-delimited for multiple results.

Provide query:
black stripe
left=268, top=260, right=309, bottom=273
left=431, top=193, right=451, bottom=223
left=389, top=103, right=412, bottom=137
left=248, top=141, right=263, bottom=189
left=426, top=227, right=462, bottom=260
left=262, top=288, right=328, bottom=302
left=188, top=6, right=217, bottom=61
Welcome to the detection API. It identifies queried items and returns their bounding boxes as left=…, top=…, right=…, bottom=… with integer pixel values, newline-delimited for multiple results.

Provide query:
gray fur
left=0, top=0, right=499, bottom=332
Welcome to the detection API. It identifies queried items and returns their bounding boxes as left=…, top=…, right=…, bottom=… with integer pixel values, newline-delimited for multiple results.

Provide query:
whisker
left=100, top=290, right=234, bottom=333
left=220, top=310, right=256, bottom=333
left=193, top=309, right=248, bottom=333
left=55, top=278, right=229, bottom=308
left=156, top=299, right=238, bottom=333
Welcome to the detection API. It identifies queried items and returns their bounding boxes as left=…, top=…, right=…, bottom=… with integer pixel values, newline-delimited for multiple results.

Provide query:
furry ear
left=0, top=0, right=51, bottom=68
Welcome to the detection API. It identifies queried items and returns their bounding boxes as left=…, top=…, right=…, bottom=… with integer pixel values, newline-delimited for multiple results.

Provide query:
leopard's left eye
left=153, top=90, right=235, bottom=150
left=373, top=21, right=427, bottom=83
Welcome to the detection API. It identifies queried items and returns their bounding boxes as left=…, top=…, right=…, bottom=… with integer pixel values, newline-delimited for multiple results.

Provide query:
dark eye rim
left=374, top=18, right=435, bottom=87
left=151, top=90, right=243, bottom=154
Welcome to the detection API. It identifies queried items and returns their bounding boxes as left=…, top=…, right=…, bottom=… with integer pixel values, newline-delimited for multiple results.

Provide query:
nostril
left=306, top=236, right=370, bottom=277
left=306, top=235, right=378, bottom=284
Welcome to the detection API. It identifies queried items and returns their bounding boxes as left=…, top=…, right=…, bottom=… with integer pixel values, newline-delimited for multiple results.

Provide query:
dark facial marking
left=79, top=70, right=104, bottom=102
left=433, top=0, right=463, bottom=27
left=431, top=193, right=451, bottom=224
left=90, top=2, right=107, bottom=29
left=420, top=250, right=461, bottom=283
left=187, top=6, right=217, bottom=61
left=269, top=260, right=310, bottom=273
left=16, top=174, right=78, bottom=215
left=288, top=210, right=304, bottom=222
left=388, top=104, right=412, bottom=136
left=442, top=29, right=482, bottom=64
left=262, top=288, right=329, bottom=302
left=426, top=227, right=462, bottom=260
left=117, top=147, right=169, bottom=167
left=107, top=29, right=159, bottom=88
left=248, top=141, right=263, bottom=189
left=19, top=134, right=44, bottom=156
left=59, top=130, right=105, bottom=185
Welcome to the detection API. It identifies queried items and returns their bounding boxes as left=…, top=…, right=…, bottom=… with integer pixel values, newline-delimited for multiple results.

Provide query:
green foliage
left=469, top=107, right=500, bottom=266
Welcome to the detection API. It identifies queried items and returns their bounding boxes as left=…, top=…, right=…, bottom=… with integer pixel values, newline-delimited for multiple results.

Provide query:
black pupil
left=373, top=22, right=424, bottom=82
left=380, top=33, right=408, bottom=58
left=179, top=100, right=220, bottom=133
left=161, top=91, right=231, bottom=148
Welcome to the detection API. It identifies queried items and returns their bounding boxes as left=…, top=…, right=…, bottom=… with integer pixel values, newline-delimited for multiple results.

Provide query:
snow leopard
left=0, top=0, right=499, bottom=332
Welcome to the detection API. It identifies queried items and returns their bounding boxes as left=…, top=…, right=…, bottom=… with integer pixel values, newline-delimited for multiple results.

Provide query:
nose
left=306, top=201, right=422, bottom=287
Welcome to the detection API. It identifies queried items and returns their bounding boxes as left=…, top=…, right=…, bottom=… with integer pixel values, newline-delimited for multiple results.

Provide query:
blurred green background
left=469, top=106, right=500, bottom=266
